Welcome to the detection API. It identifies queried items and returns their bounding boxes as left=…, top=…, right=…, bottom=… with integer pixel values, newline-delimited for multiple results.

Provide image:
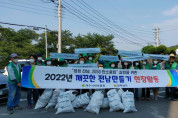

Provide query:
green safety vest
left=59, top=64, right=67, bottom=67
left=151, top=64, right=161, bottom=70
left=85, top=60, right=94, bottom=64
left=141, top=64, right=150, bottom=70
left=36, top=61, right=45, bottom=66
left=8, top=62, right=21, bottom=84
left=129, top=66, right=139, bottom=69
left=165, top=62, right=177, bottom=70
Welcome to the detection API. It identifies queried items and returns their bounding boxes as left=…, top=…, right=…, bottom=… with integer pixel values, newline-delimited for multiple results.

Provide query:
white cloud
left=153, top=18, right=178, bottom=28
left=153, top=18, right=178, bottom=47
left=163, top=5, right=178, bottom=16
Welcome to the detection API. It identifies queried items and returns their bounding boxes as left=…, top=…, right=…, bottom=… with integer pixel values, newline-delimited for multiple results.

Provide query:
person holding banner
left=45, top=58, right=52, bottom=66
left=117, top=61, right=123, bottom=69
left=27, top=55, right=39, bottom=109
left=7, top=53, right=22, bottom=114
left=129, top=61, right=140, bottom=101
left=165, top=54, right=177, bottom=100
left=58, top=58, right=67, bottom=67
left=151, top=59, right=161, bottom=100
left=85, top=53, right=95, bottom=64
left=141, top=59, right=151, bottom=101
left=123, top=61, right=130, bottom=69
left=36, top=53, right=45, bottom=66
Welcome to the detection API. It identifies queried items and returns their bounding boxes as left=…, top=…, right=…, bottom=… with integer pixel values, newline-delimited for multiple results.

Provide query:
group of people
left=6, top=51, right=178, bottom=114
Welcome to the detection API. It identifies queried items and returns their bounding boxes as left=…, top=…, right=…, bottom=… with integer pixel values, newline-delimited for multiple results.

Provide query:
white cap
left=10, top=53, right=18, bottom=58
left=176, top=49, right=178, bottom=55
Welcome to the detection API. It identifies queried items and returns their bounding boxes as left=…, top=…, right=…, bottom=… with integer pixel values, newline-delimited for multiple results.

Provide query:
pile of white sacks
left=34, top=89, right=137, bottom=115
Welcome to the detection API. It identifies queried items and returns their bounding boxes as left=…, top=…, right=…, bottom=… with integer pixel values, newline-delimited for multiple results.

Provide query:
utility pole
left=45, top=25, right=48, bottom=58
left=58, top=0, right=62, bottom=53
left=155, top=27, right=160, bottom=47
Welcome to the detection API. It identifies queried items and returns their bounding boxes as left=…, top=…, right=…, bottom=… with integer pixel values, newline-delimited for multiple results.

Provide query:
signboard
left=99, top=55, right=120, bottom=62
left=75, top=48, right=101, bottom=54
left=68, top=63, right=98, bottom=68
left=144, top=54, right=169, bottom=60
left=21, top=66, right=178, bottom=89
left=50, top=53, right=79, bottom=59
left=118, top=50, right=143, bottom=57
left=122, top=56, right=149, bottom=62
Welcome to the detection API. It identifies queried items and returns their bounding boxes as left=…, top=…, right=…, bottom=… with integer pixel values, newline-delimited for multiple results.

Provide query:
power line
left=0, top=5, right=57, bottom=17
left=0, top=21, right=51, bottom=31
left=0, top=1, right=57, bottom=16
left=8, top=0, right=57, bottom=11
left=76, top=0, right=151, bottom=44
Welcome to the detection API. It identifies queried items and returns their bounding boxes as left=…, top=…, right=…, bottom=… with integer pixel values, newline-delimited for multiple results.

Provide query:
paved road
left=1, top=88, right=178, bottom=118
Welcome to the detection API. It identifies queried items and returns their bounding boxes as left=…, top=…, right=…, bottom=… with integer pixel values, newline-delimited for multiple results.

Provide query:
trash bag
left=122, top=90, right=137, bottom=113
left=101, top=98, right=109, bottom=109
left=107, top=89, right=124, bottom=112
left=66, top=90, right=78, bottom=102
left=72, top=92, right=90, bottom=108
left=35, top=89, right=53, bottom=109
left=55, top=92, right=75, bottom=114
left=118, top=88, right=124, bottom=100
left=45, top=89, right=65, bottom=109
left=84, top=91, right=104, bottom=114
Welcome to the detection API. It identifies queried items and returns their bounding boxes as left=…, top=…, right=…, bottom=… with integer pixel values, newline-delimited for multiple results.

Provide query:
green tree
left=142, top=45, right=156, bottom=54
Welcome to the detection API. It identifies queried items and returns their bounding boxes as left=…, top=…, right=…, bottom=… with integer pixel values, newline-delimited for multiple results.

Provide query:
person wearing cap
left=36, top=53, right=45, bottom=66
left=78, top=56, right=86, bottom=64
left=58, top=58, right=67, bottom=67
left=86, top=53, right=94, bottom=64
left=165, top=54, right=177, bottom=100
left=45, top=58, right=52, bottom=66
left=82, top=53, right=88, bottom=62
left=176, top=49, right=178, bottom=70
left=7, top=53, right=22, bottom=114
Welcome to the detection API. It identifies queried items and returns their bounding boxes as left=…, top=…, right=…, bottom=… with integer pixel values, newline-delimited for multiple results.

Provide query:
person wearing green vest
left=58, top=58, right=67, bottom=67
left=141, top=59, right=151, bottom=101
left=36, top=53, right=45, bottom=66
left=27, top=55, right=39, bottom=109
left=129, top=61, right=140, bottom=101
left=45, top=58, right=52, bottom=66
left=151, top=59, right=161, bottom=100
left=7, top=53, right=22, bottom=114
left=82, top=53, right=88, bottom=63
left=86, top=53, right=94, bottom=63
left=165, top=54, right=177, bottom=100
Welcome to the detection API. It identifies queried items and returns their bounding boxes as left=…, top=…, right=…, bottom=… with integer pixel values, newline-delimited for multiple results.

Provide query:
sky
left=0, top=0, right=178, bottom=51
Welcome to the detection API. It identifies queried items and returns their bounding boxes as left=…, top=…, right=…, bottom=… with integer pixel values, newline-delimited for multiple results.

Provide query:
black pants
left=27, top=89, right=39, bottom=105
left=165, top=87, right=176, bottom=99
left=142, top=88, right=150, bottom=98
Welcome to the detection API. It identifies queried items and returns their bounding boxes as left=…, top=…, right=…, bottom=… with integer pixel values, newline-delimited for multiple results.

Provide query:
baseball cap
left=10, top=53, right=18, bottom=58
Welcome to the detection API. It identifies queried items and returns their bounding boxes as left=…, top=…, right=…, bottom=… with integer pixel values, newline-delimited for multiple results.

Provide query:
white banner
left=21, top=66, right=178, bottom=89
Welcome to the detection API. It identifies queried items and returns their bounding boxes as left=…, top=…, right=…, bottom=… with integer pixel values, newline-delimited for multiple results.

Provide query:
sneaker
left=7, top=110, right=14, bottom=114
left=14, top=105, right=22, bottom=110
left=170, top=98, right=176, bottom=101
left=155, top=97, right=158, bottom=101
left=27, top=105, right=31, bottom=109
left=146, top=98, right=150, bottom=101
